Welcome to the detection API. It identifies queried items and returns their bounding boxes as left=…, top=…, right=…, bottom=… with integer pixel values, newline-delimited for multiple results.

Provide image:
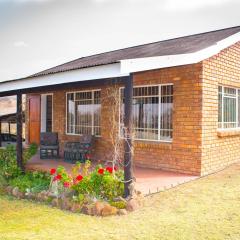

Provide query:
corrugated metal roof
left=31, top=26, right=240, bottom=77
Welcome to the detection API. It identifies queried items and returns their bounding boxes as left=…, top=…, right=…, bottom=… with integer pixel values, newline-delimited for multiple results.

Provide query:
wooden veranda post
left=16, top=93, right=24, bottom=172
left=0, top=119, right=2, bottom=147
left=124, top=74, right=134, bottom=197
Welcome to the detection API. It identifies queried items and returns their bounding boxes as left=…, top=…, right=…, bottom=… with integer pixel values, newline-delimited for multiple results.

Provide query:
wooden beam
left=16, top=93, right=24, bottom=172
left=124, top=74, right=134, bottom=197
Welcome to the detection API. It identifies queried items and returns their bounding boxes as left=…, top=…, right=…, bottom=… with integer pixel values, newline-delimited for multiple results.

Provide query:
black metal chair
left=64, top=135, right=94, bottom=163
left=40, top=132, right=59, bottom=159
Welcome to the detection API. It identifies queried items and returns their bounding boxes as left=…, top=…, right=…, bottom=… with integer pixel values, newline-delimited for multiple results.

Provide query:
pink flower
left=63, top=182, right=70, bottom=188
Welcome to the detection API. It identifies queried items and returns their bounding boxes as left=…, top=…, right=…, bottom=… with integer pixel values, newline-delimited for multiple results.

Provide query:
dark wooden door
left=28, top=95, right=41, bottom=144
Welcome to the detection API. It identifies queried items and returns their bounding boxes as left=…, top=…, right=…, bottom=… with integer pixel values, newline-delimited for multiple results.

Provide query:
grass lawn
left=1, top=164, right=240, bottom=240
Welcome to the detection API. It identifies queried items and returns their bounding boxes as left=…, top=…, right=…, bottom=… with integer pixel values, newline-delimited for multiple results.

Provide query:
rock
left=126, top=199, right=139, bottom=212
left=118, top=209, right=128, bottom=215
left=71, top=203, right=82, bottom=213
left=25, top=192, right=36, bottom=200
left=92, top=201, right=106, bottom=216
left=81, top=204, right=94, bottom=215
left=61, top=198, right=72, bottom=211
left=101, top=204, right=118, bottom=217
left=5, top=186, right=13, bottom=195
left=51, top=198, right=60, bottom=208
left=12, top=187, right=19, bottom=197
left=12, top=187, right=24, bottom=199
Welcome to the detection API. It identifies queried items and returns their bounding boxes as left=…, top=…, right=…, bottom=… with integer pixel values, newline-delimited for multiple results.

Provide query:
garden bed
left=0, top=145, right=143, bottom=217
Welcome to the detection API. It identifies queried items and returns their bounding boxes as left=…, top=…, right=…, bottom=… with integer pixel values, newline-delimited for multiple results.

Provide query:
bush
left=0, top=144, right=38, bottom=181
left=0, top=145, right=20, bottom=180
left=9, top=171, right=50, bottom=193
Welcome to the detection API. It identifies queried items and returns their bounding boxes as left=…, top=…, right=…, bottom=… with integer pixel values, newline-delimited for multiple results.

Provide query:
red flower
left=98, top=168, right=104, bottom=175
left=114, top=166, right=117, bottom=171
left=106, top=167, right=113, bottom=174
left=86, top=154, right=91, bottom=160
left=76, top=175, right=83, bottom=181
left=63, top=182, right=70, bottom=188
left=50, top=168, right=56, bottom=175
left=53, top=174, right=62, bottom=181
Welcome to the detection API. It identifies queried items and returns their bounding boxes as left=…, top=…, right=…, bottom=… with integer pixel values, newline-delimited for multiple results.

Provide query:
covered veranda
left=26, top=153, right=198, bottom=195
left=0, top=66, right=198, bottom=197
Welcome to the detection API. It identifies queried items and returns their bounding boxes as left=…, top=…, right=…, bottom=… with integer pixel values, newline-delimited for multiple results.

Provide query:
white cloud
left=13, top=41, right=28, bottom=47
left=163, top=0, right=236, bottom=11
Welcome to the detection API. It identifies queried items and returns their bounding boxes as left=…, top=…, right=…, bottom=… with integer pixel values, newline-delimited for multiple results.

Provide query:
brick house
left=0, top=26, right=240, bottom=177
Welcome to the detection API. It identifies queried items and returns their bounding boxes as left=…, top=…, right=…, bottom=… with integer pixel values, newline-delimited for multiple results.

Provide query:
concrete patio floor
left=26, top=154, right=199, bottom=195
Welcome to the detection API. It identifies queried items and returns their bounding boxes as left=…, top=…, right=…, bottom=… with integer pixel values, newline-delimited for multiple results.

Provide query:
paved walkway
left=26, top=154, right=199, bottom=195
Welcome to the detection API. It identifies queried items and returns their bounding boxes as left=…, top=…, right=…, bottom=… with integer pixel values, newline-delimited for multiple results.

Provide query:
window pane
left=46, top=95, right=53, bottom=132
left=120, top=85, right=173, bottom=141
left=223, top=96, right=236, bottom=128
left=66, top=91, right=101, bottom=136
left=160, top=85, right=173, bottom=141
left=133, top=97, right=159, bottom=140
left=67, top=93, right=75, bottom=134
left=75, top=99, right=92, bottom=135
left=93, top=91, right=101, bottom=136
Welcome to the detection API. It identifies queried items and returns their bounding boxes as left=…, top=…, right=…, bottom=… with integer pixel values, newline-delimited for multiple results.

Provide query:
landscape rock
left=92, top=201, right=106, bottom=216
left=101, top=204, right=118, bottom=217
left=71, top=203, right=82, bottom=213
left=12, top=187, right=24, bottom=199
left=61, top=198, right=72, bottom=211
left=117, top=209, right=128, bottom=215
left=12, top=187, right=20, bottom=197
left=5, top=186, right=13, bottom=195
left=51, top=198, right=60, bottom=208
left=81, top=204, right=94, bottom=215
left=126, top=199, right=139, bottom=212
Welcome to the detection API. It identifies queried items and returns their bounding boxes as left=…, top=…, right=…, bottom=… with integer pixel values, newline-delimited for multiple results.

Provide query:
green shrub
left=0, top=145, right=20, bottom=180
left=9, top=171, right=50, bottom=193
left=0, top=144, right=38, bottom=181
left=109, top=201, right=127, bottom=209
left=71, top=165, right=124, bottom=201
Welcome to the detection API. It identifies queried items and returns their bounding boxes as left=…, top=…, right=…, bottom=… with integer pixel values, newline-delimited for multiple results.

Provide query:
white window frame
left=119, top=83, right=173, bottom=142
left=65, top=89, right=101, bottom=136
left=218, top=85, right=239, bottom=130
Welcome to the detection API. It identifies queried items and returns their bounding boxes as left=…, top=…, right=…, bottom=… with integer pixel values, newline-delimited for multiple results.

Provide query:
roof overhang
left=0, top=63, right=128, bottom=96
left=120, top=31, right=240, bottom=73
left=0, top=31, right=240, bottom=96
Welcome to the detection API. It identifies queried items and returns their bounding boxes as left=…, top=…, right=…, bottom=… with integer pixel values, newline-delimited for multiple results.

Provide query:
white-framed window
left=66, top=90, right=101, bottom=136
left=120, top=84, right=173, bottom=142
left=218, top=85, right=240, bottom=129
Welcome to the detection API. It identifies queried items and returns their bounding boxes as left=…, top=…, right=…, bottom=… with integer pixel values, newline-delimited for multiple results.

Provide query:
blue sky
left=0, top=0, right=239, bottom=81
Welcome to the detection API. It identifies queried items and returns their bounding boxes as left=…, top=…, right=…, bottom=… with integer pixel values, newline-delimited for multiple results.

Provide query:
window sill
left=134, top=140, right=172, bottom=150
left=217, top=129, right=240, bottom=137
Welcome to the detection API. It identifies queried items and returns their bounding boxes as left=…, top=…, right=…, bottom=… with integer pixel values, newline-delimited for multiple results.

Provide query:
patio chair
left=64, top=134, right=94, bottom=163
left=40, top=132, right=59, bottom=159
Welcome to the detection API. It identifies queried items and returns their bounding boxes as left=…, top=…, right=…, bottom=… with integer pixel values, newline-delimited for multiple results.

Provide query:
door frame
left=40, top=93, right=54, bottom=133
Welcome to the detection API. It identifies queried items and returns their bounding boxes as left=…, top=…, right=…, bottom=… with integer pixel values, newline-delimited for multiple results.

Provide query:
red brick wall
left=201, top=41, right=240, bottom=175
